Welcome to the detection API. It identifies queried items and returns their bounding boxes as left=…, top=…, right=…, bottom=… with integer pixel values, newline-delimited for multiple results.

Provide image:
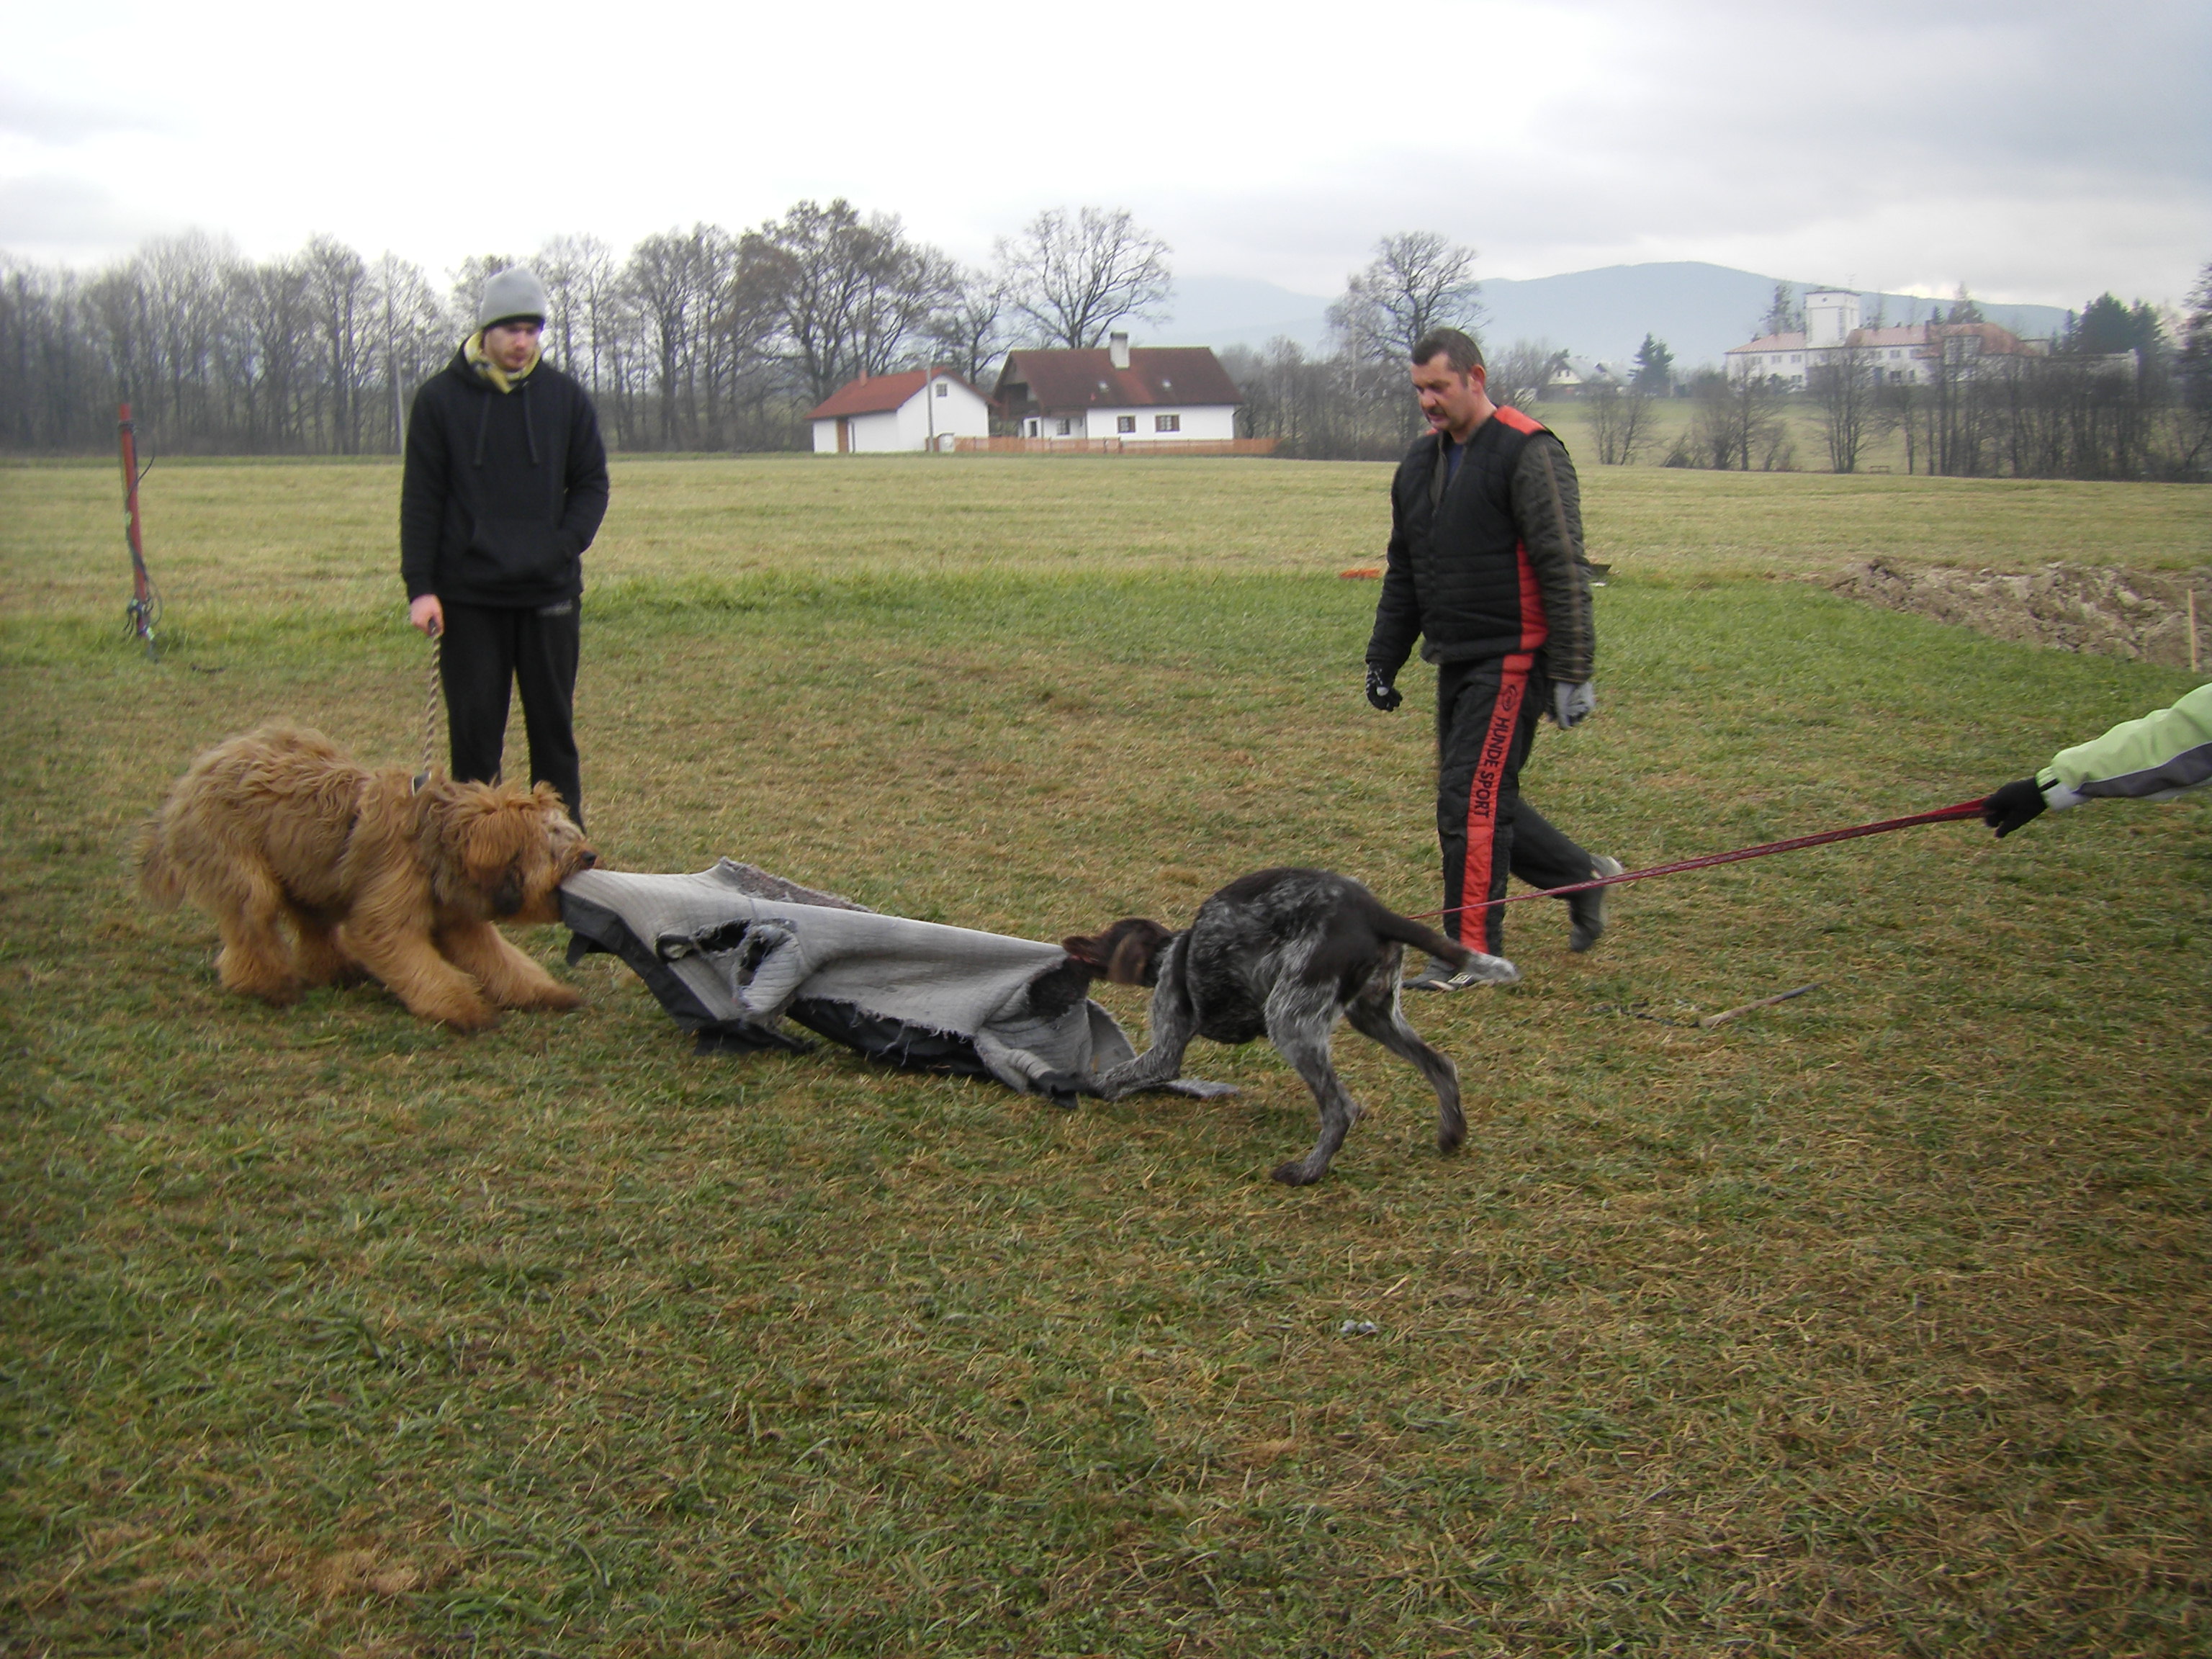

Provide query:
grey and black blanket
left=562, top=860, right=1229, bottom=1104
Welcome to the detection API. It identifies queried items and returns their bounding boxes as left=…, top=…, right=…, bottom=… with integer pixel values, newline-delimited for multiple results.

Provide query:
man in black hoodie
left=402, top=266, right=608, bottom=826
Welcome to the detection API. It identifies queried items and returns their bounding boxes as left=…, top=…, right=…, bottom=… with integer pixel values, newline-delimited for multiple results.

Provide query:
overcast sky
left=3, top=0, right=2206, bottom=308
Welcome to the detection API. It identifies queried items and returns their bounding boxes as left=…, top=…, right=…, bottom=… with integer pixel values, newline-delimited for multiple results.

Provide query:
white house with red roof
left=992, top=333, right=1241, bottom=441
left=1726, top=290, right=2043, bottom=387
left=809, top=368, right=992, bottom=453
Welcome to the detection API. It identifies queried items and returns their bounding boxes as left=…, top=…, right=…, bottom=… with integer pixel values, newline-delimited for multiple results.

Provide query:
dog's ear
left=1061, top=932, right=1111, bottom=971
left=1106, top=922, right=1169, bottom=987
left=444, top=789, right=544, bottom=917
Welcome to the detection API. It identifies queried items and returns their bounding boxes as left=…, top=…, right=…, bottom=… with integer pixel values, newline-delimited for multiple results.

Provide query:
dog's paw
left=526, top=982, right=586, bottom=1012
left=1437, top=1116, right=1467, bottom=1154
left=428, top=998, right=502, bottom=1033
left=1271, top=1159, right=1326, bottom=1187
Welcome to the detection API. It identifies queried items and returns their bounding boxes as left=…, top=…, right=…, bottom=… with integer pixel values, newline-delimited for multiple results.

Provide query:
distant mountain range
left=1138, top=263, right=2074, bottom=372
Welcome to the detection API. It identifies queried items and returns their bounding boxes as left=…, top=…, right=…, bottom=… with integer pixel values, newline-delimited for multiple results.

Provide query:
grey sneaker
left=1403, top=954, right=1460, bottom=991
left=1407, top=950, right=1520, bottom=991
left=1568, top=855, right=1624, bottom=953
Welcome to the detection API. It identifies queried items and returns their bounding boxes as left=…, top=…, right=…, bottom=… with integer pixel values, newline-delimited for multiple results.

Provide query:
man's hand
left=409, top=594, right=444, bottom=637
left=1550, top=681, right=1596, bottom=728
left=1981, top=778, right=2048, bottom=838
left=1365, top=669, right=1402, bottom=712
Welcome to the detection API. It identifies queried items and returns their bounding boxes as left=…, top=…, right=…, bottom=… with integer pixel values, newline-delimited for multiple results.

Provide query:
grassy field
left=1, top=457, right=2208, bottom=1656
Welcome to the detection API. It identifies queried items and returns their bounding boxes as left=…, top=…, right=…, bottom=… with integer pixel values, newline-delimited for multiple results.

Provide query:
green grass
left=2, top=458, right=2208, bottom=1655
left=4, top=453, right=2206, bottom=631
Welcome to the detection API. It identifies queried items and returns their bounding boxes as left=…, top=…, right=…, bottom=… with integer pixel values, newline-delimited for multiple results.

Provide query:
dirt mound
left=1833, top=561, right=2211, bottom=670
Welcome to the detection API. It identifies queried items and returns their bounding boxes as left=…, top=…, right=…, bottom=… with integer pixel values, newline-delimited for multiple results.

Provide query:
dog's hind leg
left=212, top=863, right=302, bottom=1004
left=1264, top=980, right=1362, bottom=1186
left=439, top=922, right=583, bottom=1012
left=1344, top=956, right=1465, bottom=1156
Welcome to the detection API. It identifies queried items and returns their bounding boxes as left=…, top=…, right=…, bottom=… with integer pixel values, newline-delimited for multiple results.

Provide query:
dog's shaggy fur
left=139, top=724, right=598, bottom=1030
left=1064, top=868, right=1516, bottom=1185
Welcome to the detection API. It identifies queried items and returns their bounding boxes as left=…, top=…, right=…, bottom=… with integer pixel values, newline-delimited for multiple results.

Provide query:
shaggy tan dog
left=139, top=724, right=598, bottom=1030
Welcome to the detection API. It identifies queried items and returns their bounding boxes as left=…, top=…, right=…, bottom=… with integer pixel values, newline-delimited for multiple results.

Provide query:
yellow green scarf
left=466, top=329, right=541, bottom=394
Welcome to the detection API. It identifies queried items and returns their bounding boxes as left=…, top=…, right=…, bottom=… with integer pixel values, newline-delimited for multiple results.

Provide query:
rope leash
left=1411, top=798, right=1990, bottom=924
left=413, top=626, right=442, bottom=790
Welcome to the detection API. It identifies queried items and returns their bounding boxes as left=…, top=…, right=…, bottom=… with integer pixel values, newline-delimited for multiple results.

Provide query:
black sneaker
left=1568, top=855, right=1624, bottom=953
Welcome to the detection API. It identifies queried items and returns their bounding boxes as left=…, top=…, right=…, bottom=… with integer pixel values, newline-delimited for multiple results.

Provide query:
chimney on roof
left=1108, top=331, right=1130, bottom=371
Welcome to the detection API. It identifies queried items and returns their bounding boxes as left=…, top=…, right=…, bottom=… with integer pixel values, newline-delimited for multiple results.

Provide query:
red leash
left=1412, top=797, right=1990, bottom=923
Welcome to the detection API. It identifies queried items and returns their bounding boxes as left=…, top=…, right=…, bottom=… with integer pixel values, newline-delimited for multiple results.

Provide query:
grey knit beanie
left=477, top=266, right=549, bottom=329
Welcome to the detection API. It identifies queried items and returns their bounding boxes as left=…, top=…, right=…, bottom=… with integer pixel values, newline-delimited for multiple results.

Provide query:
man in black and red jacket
left=1364, top=328, right=1618, bottom=986
left=402, top=266, right=608, bottom=827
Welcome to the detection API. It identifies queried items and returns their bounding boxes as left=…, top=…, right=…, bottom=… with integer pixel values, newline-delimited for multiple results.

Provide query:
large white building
left=1726, top=291, right=2041, bottom=387
left=809, top=368, right=992, bottom=453
left=992, top=334, right=1241, bottom=442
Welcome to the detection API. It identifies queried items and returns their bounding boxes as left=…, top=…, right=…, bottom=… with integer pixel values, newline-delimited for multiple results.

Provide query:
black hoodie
left=400, top=346, right=610, bottom=608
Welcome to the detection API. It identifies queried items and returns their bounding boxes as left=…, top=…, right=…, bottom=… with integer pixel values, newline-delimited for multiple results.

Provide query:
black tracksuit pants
left=437, top=598, right=583, bottom=827
left=1436, top=652, right=1592, bottom=956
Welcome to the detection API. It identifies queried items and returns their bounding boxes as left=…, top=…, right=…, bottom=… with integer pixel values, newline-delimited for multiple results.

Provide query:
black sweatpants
left=437, top=598, right=583, bottom=827
left=1436, top=652, right=1592, bottom=955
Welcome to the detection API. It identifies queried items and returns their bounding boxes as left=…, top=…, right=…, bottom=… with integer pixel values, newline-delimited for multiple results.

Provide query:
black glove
left=1365, top=668, right=1402, bottom=712
left=1981, top=778, right=2047, bottom=838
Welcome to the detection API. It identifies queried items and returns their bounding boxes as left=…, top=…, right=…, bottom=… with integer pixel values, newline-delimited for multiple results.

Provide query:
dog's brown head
left=427, top=779, right=597, bottom=922
left=1061, top=917, right=1176, bottom=987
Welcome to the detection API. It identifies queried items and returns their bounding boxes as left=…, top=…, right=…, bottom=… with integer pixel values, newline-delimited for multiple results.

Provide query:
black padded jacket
left=400, top=347, right=610, bottom=608
left=1364, top=405, right=1595, bottom=685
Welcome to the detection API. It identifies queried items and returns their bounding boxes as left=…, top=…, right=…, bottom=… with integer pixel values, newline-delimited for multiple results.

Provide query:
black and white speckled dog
left=1062, top=868, right=1519, bottom=1185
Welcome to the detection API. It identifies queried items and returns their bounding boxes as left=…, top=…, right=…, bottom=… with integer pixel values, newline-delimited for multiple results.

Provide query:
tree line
left=0, top=203, right=1172, bottom=457
left=1654, top=280, right=2211, bottom=481
left=5, top=209, right=2204, bottom=480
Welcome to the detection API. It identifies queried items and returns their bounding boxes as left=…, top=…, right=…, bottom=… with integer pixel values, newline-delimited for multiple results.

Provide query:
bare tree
left=1587, top=377, right=1658, bottom=466
left=1691, top=369, right=1790, bottom=470
left=1327, top=231, right=1483, bottom=367
left=1809, top=342, right=1886, bottom=473
left=926, top=264, right=1010, bottom=387
left=745, top=199, right=956, bottom=403
left=1486, top=338, right=1565, bottom=414
left=997, top=206, right=1172, bottom=349
left=371, top=253, right=445, bottom=451
left=303, top=234, right=369, bottom=452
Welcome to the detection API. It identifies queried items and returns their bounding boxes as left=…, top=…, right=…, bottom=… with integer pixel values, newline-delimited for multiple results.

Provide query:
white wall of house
left=811, top=376, right=993, bottom=452
left=891, top=379, right=992, bottom=449
left=1079, top=404, right=1238, bottom=441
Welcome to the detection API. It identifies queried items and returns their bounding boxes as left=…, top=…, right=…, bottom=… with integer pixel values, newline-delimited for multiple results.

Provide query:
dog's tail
left=1371, top=907, right=1517, bottom=982
left=135, top=813, right=185, bottom=908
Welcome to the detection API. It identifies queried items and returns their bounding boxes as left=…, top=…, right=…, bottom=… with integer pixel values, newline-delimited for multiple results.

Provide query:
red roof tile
left=994, top=347, right=1241, bottom=412
left=808, top=369, right=982, bottom=421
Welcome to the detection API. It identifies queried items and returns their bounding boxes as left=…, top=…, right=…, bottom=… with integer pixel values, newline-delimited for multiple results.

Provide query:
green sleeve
left=2041, top=682, right=2212, bottom=807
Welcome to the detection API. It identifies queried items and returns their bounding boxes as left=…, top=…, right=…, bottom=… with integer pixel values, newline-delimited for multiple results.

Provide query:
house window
left=1789, top=354, right=1802, bottom=363
left=1117, top=415, right=1136, bottom=433
left=935, top=382, right=948, bottom=397
left=1154, top=413, right=1180, bottom=433
left=1056, top=418, right=1072, bottom=436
